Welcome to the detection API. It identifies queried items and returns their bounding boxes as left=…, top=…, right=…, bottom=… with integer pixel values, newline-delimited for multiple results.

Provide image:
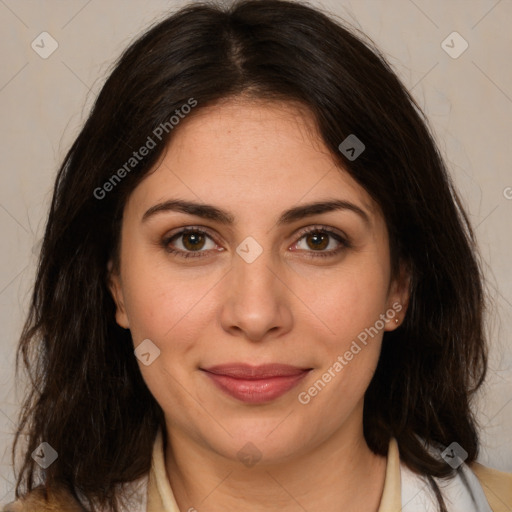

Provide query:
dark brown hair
left=10, top=1, right=487, bottom=511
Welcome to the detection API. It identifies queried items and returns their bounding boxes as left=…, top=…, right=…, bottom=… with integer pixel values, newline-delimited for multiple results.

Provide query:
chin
left=205, top=419, right=309, bottom=465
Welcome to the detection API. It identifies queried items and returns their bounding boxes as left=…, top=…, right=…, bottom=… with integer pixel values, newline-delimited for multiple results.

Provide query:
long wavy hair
left=10, top=1, right=487, bottom=511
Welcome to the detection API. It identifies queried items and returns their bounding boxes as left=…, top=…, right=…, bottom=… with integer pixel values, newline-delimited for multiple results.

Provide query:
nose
left=218, top=243, right=293, bottom=342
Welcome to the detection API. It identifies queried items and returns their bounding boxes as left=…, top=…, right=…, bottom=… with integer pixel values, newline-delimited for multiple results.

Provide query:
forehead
left=127, top=98, right=379, bottom=223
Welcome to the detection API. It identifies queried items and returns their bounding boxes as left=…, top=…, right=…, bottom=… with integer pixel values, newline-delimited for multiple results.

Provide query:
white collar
left=400, top=459, right=492, bottom=511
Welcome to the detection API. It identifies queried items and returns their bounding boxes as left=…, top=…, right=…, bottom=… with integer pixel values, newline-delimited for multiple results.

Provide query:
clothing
left=3, top=428, right=512, bottom=511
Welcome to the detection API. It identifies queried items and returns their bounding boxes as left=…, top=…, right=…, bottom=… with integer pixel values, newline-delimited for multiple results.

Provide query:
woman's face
left=109, top=98, right=409, bottom=464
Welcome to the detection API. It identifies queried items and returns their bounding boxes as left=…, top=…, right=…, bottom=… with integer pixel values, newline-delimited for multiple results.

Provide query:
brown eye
left=293, top=227, right=350, bottom=258
left=162, top=228, right=218, bottom=258
left=304, top=232, right=329, bottom=251
left=181, top=232, right=207, bottom=251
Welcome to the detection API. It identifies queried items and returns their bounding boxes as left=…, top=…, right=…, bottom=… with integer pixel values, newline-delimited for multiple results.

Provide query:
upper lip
left=201, top=363, right=311, bottom=379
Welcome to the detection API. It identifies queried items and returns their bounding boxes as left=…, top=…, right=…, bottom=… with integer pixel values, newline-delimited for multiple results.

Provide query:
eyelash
left=161, top=225, right=351, bottom=260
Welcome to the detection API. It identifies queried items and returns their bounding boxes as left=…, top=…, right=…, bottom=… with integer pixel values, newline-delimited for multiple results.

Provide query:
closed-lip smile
left=200, top=363, right=312, bottom=403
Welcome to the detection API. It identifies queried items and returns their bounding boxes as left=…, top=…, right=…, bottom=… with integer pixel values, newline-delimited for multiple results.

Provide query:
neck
left=164, top=409, right=388, bottom=512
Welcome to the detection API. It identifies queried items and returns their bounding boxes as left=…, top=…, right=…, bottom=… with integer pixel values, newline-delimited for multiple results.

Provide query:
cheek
left=300, top=273, right=386, bottom=415
left=119, top=243, right=210, bottom=345
left=124, top=273, right=209, bottom=347
left=315, top=264, right=390, bottom=345
left=120, top=256, right=211, bottom=411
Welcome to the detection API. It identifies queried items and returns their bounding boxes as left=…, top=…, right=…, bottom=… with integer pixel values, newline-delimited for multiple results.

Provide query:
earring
left=395, top=318, right=399, bottom=324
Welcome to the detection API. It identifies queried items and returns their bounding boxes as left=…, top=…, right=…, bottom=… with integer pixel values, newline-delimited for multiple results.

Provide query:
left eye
left=291, top=227, right=349, bottom=258
left=293, top=228, right=347, bottom=255
left=162, top=226, right=349, bottom=259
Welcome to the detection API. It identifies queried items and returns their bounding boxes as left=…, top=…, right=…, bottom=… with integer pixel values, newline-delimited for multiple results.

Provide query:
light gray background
left=1, top=0, right=511, bottom=506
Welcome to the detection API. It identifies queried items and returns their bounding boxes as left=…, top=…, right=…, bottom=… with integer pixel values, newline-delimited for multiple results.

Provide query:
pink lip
left=201, top=364, right=311, bottom=403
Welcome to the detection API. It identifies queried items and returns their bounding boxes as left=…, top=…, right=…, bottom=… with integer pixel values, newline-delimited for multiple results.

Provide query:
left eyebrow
left=141, top=198, right=371, bottom=227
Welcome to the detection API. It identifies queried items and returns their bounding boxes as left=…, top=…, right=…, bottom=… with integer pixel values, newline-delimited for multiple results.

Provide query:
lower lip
left=202, top=370, right=310, bottom=404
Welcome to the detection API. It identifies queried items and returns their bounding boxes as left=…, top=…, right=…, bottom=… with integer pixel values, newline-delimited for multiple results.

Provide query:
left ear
left=107, top=259, right=130, bottom=329
left=384, top=260, right=411, bottom=331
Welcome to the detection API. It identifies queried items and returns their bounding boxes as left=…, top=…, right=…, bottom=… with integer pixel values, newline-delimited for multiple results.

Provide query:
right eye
left=161, top=227, right=221, bottom=259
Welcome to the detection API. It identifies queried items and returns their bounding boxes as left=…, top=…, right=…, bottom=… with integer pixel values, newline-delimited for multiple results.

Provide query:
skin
left=109, top=97, right=410, bottom=512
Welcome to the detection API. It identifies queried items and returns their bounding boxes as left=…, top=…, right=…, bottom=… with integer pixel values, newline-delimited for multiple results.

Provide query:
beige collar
left=146, top=428, right=401, bottom=512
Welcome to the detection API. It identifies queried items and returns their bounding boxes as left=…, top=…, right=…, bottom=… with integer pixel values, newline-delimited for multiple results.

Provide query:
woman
left=3, top=0, right=511, bottom=511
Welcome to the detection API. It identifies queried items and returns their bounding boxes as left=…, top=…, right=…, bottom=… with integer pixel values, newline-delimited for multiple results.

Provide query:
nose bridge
left=232, top=234, right=279, bottom=300
left=219, top=235, right=291, bottom=340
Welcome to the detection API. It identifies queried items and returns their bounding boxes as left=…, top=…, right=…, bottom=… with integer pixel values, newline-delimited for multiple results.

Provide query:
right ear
left=107, top=260, right=130, bottom=329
